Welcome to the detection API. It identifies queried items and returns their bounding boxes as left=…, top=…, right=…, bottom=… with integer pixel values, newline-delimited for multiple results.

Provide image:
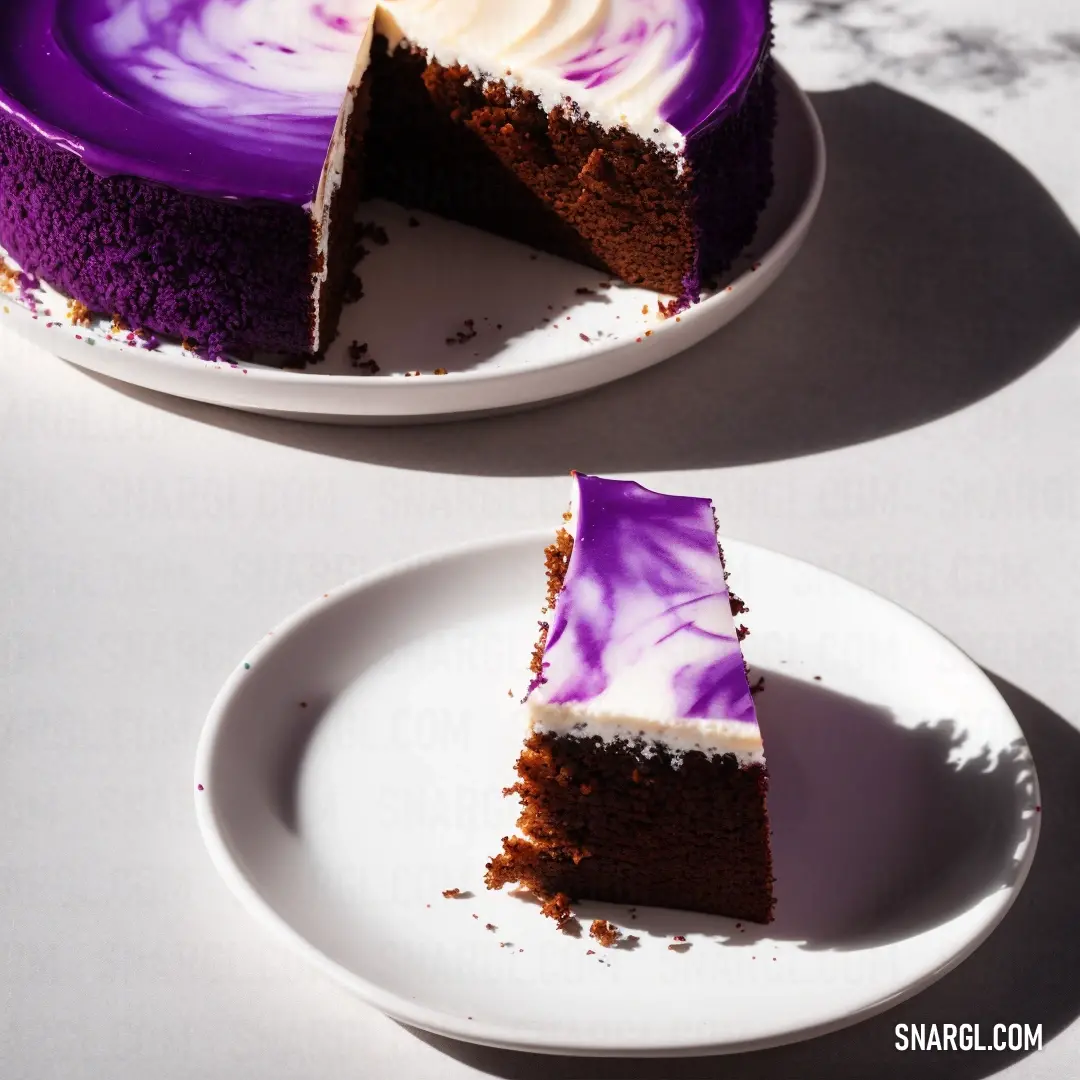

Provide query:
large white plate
left=0, top=66, right=823, bottom=424
left=194, top=533, right=1039, bottom=1057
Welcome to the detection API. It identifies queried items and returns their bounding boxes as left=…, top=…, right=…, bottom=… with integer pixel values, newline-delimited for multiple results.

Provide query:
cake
left=0, top=1, right=775, bottom=359
left=485, top=473, right=774, bottom=924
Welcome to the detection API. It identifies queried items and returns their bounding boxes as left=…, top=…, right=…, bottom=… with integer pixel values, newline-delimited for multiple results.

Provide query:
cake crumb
left=349, top=345, right=380, bottom=375
left=539, top=892, right=577, bottom=931
left=579, top=332, right=591, bottom=343
left=589, top=920, right=621, bottom=948
left=66, top=300, right=92, bottom=326
left=111, top=314, right=129, bottom=332
left=586, top=949, right=595, bottom=955
left=442, top=887, right=462, bottom=898
left=344, top=274, right=364, bottom=303
left=813, top=675, right=822, bottom=682
left=485, top=923, right=497, bottom=932
left=0, top=260, right=18, bottom=294
left=360, top=221, right=389, bottom=246
left=668, top=942, right=692, bottom=953
left=641, top=304, right=649, bottom=315
left=433, top=367, right=448, bottom=375
left=445, top=319, right=478, bottom=346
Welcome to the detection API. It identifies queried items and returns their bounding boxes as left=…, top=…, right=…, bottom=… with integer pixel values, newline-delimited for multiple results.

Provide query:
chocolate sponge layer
left=486, top=730, right=775, bottom=924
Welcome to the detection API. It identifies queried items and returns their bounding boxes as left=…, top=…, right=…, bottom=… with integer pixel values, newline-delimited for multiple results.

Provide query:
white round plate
left=195, top=533, right=1039, bottom=1057
left=1, top=66, right=823, bottom=424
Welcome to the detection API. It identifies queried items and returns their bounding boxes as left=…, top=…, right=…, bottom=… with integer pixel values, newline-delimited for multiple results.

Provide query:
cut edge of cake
left=485, top=473, right=775, bottom=926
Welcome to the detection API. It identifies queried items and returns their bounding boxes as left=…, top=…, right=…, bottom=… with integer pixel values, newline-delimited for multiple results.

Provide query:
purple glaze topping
left=661, top=0, right=771, bottom=135
left=533, top=474, right=757, bottom=725
left=0, top=1, right=770, bottom=204
left=0, top=2, right=357, bottom=202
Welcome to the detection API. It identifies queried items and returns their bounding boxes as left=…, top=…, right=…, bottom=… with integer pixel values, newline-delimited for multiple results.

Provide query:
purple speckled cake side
left=0, top=114, right=315, bottom=357
left=686, top=56, right=778, bottom=299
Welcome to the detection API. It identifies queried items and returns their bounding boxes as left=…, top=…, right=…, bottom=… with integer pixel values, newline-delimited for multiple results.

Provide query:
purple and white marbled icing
left=0, top=1, right=770, bottom=204
left=529, top=474, right=762, bottom=763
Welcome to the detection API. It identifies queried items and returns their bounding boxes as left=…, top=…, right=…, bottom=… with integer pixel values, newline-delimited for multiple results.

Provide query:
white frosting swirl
left=382, top=0, right=703, bottom=143
left=91, top=1, right=367, bottom=145
left=90, top=0, right=707, bottom=147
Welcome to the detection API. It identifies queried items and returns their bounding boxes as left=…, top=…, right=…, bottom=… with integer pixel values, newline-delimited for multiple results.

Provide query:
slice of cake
left=0, top=1, right=774, bottom=358
left=485, top=473, right=774, bottom=923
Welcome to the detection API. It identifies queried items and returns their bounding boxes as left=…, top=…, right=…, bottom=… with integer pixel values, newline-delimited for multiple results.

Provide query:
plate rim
left=194, top=531, right=1040, bottom=1057
left=4, top=63, right=826, bottom=420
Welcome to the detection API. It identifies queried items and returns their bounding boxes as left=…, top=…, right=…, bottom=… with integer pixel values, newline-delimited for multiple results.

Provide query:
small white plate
left=1, top=65, right=823, bottom=424
left=195, top=533, right=1039, bottom=1057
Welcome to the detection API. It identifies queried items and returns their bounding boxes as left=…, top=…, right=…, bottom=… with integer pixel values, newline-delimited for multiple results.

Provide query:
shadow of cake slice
left=485, top=473, right=774, bottom=924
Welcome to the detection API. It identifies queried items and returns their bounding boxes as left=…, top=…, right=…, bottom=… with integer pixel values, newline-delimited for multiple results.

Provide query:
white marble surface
left=2, top=2, right=1079, bottom=1077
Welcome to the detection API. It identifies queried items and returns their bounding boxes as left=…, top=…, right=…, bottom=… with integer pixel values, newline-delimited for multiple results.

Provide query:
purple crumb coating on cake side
left=0, top=114, right=315, bottom=356
left=534, top=474, right=757, bottom=724
left=682, top=54, right=778, bottom=302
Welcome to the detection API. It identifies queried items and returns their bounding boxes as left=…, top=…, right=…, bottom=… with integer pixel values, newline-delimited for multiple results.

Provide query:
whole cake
left=485, top=473, right=774, bottom=923
left=0, top=1, right=775, bottom=359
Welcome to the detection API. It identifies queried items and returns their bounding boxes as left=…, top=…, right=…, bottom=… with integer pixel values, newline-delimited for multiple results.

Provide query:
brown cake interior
left=484, top=519, right=775, bottom=925
left=485, top=732, right=774, bottom=923
left=315, top=73, right=373, bottom=354
left=362, top=35, right=698, bottom=296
